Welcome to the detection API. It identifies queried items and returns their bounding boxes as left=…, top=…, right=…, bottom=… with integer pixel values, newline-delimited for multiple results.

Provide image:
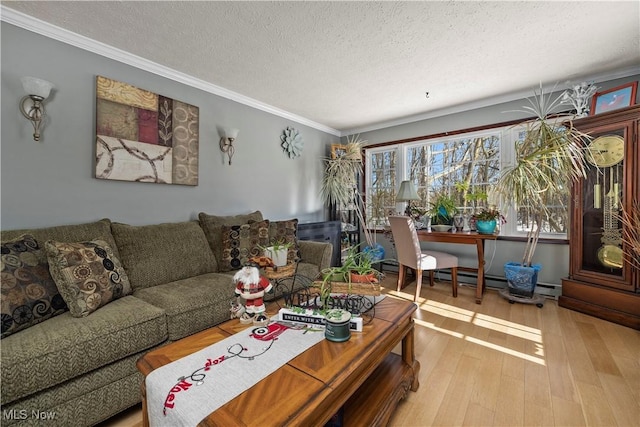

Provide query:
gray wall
left=1, top=23, right=337, bottom=230
left=2, top=21, right=638, bottom=286
left=355, top=74, right=640, bottom=286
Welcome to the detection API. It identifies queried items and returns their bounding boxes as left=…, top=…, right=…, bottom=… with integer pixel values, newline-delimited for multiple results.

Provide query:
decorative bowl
left=431, top=225, right=452, bottom=232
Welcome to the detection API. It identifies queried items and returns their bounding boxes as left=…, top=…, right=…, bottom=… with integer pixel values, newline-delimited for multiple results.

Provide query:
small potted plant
left=455, top=181, right=489, bottom=231
left=473, top=207, right=504, bottom=234
left=343, top=245, right=381, bottom=283
left=259, top=239, right=292, bottom=267
left=428, top=193, right=458, bottom=231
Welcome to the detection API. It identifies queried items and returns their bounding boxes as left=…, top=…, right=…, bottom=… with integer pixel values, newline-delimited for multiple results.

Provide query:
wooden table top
left=137, top=296, right=417, bottom=426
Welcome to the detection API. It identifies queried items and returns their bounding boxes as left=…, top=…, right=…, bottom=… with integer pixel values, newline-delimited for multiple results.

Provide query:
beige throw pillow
left=44, top=240, right=131, bottom=317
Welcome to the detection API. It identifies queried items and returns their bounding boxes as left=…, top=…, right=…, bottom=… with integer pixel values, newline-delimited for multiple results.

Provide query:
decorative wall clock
left=281, top=126, right=303, bottom=158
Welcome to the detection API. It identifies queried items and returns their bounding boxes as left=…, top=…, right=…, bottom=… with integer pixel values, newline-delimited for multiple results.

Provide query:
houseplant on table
left=427, top=193, right=458, bottom=231
left=496, top=84, right=589, bottom=296
left=345, top=245, right=382, bottom=283
left=456, top=181, right=489, bottom=231
left=259, top=239, right=293, bottom=267
left=473, top=207, right=504, bottom=234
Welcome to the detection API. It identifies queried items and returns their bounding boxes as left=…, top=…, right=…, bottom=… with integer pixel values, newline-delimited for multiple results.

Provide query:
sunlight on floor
left=404, top=294, right=546, bottom=366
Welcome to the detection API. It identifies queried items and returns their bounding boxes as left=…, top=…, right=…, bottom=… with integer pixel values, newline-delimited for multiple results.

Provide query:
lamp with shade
left=396, top=180, right=420, bottom=216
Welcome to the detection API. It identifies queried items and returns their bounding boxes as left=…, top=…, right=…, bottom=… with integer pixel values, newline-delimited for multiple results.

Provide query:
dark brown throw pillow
left=219, top=220, right=270, bottom=272
left=1, top=235, right=67, bottom=338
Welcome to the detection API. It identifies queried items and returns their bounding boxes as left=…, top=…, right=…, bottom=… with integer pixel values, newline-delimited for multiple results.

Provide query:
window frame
left=363, top=121, right=570, bottom=240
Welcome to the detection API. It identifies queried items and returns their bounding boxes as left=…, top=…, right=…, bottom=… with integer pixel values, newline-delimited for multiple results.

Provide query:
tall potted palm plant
left=320, top=136, right=377, bottom=254
left=496, top=85, right=590, bottom=296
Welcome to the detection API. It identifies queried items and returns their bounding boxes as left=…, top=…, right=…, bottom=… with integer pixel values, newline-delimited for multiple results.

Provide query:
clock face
left=587, top=135, right=625, bottom=167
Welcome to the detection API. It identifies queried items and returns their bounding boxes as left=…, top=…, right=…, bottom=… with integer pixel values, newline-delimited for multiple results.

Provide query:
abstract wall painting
left=95, top=76, right=199, bottom=185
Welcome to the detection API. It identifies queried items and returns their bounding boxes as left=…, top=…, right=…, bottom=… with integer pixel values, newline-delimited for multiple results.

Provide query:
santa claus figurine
left=233, top=265, right=273, bottom=325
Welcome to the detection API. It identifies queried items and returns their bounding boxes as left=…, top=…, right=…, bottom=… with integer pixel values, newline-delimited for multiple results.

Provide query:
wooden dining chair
left=388, top=215, right=458, bottom=301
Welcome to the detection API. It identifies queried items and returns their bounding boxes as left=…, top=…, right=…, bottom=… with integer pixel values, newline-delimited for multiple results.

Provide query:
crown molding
left=1, top=5, right=341, bottom=137
left=4, top=5, right=638, bottom=139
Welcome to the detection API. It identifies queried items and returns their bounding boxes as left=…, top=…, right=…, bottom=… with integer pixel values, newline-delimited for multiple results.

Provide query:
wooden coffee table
left=137, top=296, right=419, bottom=426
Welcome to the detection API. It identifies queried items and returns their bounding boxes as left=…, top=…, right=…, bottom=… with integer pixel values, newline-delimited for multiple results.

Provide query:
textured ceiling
left=2, top=1, right=640, bottom=134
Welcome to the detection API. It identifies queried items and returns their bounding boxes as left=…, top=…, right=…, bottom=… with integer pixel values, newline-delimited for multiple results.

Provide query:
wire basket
left=312, top=281, right=381, bottom=296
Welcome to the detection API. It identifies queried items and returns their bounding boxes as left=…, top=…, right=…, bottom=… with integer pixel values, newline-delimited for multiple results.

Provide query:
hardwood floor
left=101, top=274, right=640, bottom=427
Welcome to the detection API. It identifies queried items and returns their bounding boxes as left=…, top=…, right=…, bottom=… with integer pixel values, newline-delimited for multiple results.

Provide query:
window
left=364, top=124, right=569, bottom=239
left=367, top=148, right=397, bottom=229
left=405, top=132, right=501, bottom=215
left=508, top=124, right=571, bottom=236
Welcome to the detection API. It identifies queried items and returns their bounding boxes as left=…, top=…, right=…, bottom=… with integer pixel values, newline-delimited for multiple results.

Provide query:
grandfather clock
left=560, top=105, right=640, bottom=330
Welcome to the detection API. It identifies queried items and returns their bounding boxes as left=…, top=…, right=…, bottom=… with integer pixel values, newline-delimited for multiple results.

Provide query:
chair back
left=388, top=215, right=422, bottom=269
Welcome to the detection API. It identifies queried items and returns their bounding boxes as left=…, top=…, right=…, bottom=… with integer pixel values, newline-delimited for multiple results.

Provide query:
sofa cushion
left=44, top=240, right=132, bottom=317
left=0, top=218, right=119, bottom=259
left=134, top=272, right=236, bottom=341
left=198, top=210, right=264, bottom=266
left=0, top=295, right=166, bottom=404
left=111, top=221, right=217, bottom=291
left=1, top=235, right=67, bottom=338
left=219, top=220, right=270, bottom=272
left=2, top=351, right=148, bottom=426
left=268, top=218, right=300, bottom=263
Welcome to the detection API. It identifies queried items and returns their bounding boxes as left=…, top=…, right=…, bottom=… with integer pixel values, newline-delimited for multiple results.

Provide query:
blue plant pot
left=475, top=219, right=496, bottom=234
left=504, top=262, right=542, bottom=297
left=363, top=243, right=385, bottom=262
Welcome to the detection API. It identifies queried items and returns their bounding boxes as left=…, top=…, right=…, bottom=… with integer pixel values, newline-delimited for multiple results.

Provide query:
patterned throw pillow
left=1, top=235, right=67, bottom=338
left=44, top=240, right=132, bottom=317
left=219, top=220, right=270, bottom=272
left=268, top=219, right=300, bottom=263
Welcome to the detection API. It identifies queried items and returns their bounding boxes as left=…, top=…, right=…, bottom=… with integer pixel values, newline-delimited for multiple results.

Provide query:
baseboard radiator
left=379, top=261, right=561, bottom=300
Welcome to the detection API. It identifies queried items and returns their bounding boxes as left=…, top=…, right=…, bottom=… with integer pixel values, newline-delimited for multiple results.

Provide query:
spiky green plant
left=320, top=136, right=363, bottom=207
left=617, top=201, right=640, bottom=270
left=497, top=85, right=590, bottom=265
left=320, top=135, right=375, bottom=246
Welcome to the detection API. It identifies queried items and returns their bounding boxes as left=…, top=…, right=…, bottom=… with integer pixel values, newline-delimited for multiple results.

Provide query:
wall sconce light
left=396, top=180, right=420, bottom=216
left=219, top=128, right=239, bottom=165
left=19, top=76, right=55, bottom=142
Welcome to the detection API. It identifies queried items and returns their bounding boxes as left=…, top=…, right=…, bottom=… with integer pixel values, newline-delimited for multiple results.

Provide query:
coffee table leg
left=402, top=319, right=420, bottom=391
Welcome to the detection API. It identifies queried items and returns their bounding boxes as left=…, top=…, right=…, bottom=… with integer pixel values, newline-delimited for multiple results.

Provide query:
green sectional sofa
left=0, top=211, right=332, bottom=426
